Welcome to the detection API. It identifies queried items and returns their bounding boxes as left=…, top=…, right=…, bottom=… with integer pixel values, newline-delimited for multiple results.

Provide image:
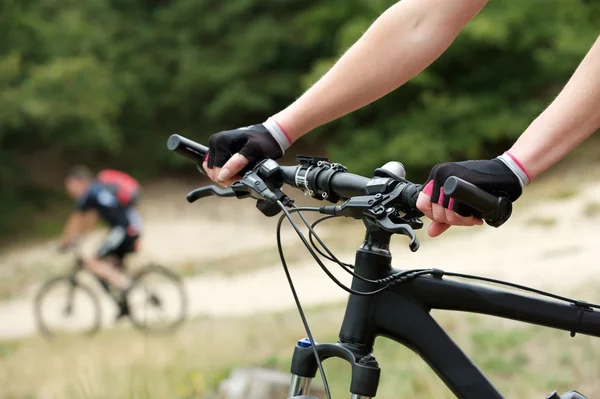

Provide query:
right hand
left=203, top=118, right=291, bottom=186
left=58, top=241, right=74, bottom=253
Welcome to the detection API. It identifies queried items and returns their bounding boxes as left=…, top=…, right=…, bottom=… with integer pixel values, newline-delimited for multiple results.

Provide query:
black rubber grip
left=443, top=177, right=498, bottom=214
left=167, top=134, right=208, bottom=164
left=443, top=176, right=512, bottom=227
left=400, top=183, right=422, bottom=214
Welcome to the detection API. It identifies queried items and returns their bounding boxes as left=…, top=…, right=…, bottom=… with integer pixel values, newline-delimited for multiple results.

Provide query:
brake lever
left=376, top=216, right=420, bottom=252
left=186, top=185, right=236, bottom=203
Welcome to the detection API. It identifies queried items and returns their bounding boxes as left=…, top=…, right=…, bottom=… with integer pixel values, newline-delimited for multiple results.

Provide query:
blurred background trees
left=1, top=0, right=598, bottom=236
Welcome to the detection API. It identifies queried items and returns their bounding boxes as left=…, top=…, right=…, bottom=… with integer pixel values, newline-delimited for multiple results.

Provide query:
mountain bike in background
left=34, top=246, right=187, bottom=338
left=168, top=134, right=598, bottom=399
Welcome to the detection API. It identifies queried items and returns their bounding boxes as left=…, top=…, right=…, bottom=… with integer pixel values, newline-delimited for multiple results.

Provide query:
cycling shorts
left=97, top=226, right=139, bottom=261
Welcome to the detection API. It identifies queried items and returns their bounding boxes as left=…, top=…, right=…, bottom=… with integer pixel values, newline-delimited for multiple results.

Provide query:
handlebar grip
left=167, top=134, right=208, bottom=164
left=443, top=177, right=512, bottom=227
left=400, top=183, right=423, bottom=215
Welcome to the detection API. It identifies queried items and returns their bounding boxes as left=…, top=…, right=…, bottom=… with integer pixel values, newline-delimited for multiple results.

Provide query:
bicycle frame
left=68, top=254, right=116, bottom=298
left=288, top=222, right=600, bottom=399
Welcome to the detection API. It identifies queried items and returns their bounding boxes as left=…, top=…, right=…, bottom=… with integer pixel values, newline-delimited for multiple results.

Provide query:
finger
left=212, top=167, right=227, bottom=186
left=431, top=203, right=448, bottom=224
left=416, top=192, right=434, bottom=220
left=220, top=176, right=242, bottom=187
left=461, top=215, right=484, bottom=226
left=421, top=180, right=434, bottom=197
left=206, top=165, right=217, bottom=182
left=444, top=208, right=466, bottom=226
left=218, top=153, right=249, bottom=182
left=428, top=222, right=451, bottom=237
left=449, top=208, right=476, bottom=225
left=202, top=160, right=211, bottom=177
left=210, top=167, right=243, bottom=187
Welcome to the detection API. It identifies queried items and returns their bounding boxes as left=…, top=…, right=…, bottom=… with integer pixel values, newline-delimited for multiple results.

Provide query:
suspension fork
left=287, top=339, right=379, bottom=399
left=288, top=223, right=392, bottom=399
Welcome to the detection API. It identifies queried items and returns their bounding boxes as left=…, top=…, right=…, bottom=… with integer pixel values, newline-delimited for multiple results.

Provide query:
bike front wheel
left=34, top=276, right=102, bottom=339
left=127, top=264, right=187, bottom=333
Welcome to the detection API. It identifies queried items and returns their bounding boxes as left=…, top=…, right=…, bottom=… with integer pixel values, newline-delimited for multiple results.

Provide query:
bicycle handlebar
left=167, top=134, right=511, bottom=226
left=168, top=134, right=208, bottom=164
left=279, top=166, right=370, bottom=199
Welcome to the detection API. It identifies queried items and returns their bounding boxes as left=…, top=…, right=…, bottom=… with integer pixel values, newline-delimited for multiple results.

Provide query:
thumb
left=218, top=153, right=249, bottom=182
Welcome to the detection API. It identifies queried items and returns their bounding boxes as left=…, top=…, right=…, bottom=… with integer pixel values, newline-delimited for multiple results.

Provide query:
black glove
left=423, top=153, right=529, bottom=217
left=206, top=117, right=291, bottom=171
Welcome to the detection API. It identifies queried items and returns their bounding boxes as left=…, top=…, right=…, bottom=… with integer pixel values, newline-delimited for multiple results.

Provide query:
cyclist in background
left=200, top=0, right=599, bottom=234
left=60, top=165, right=142, bottom=318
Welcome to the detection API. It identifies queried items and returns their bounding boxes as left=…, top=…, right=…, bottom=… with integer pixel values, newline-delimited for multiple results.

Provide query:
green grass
left=1, top=303, right=600, bottom=399
left=583, top=202, right=600, bottom=218
left=547, top=187, right=579, bottom=201
left=526, top=216, right=557, bottom=227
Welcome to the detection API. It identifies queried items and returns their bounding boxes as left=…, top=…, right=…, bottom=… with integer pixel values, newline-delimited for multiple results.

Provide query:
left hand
left=416, top=191, right=483, bottom=237
left=416, top=157, right=525, bottom=237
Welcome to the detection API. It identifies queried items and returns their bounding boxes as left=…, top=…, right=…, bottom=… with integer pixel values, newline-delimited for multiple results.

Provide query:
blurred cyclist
left=60, top=165, right=142, bottom=318
left=200, top=0, right=599, bottom=236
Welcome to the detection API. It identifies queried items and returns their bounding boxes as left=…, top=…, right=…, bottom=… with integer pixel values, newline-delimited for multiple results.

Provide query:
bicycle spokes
left=126, top=265, right=187, bottom=333
left=35, top=277, right=102, bottom=338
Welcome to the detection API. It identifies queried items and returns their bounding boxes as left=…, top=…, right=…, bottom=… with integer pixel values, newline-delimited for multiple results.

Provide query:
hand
left=58, top=242, right=73, bottom=253
left=416, top=153, right=529, bottom=237
left=203, top=117, right=292, bottom=186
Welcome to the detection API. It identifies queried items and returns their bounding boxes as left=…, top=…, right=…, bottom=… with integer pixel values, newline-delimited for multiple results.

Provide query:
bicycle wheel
left=127, top=264, right=187, bottom=333
left=34, top=276, right=102, bottom=338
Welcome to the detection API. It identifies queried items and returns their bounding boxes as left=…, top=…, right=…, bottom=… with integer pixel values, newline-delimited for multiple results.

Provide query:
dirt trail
left=1, top=177, right=599, bottom=340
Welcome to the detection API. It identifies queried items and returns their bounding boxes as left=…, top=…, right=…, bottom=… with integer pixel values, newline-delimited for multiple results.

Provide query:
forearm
left=82, top=211, right=98, bottom=233
left=509, top=35, right=600, bottom=179
left=274, top=0, right=488, bottom=141
left=60, top=212, right=84, bottom=245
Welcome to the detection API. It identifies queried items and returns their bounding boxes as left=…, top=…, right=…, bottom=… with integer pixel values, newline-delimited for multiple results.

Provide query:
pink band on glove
left=271, top=117, right=293, bottom=145
left=422, top=180, right=434, bottom=196
left=505, top=151, right=531, bottom=181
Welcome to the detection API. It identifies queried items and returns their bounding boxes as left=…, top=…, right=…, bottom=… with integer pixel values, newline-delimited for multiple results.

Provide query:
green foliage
left=315, top=0, right=600, bottom=176
left=0, top=0, right=599, bottom=237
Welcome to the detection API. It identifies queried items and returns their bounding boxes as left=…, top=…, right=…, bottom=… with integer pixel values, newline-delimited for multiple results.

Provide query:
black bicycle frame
left=288, top=222, right=600, bottom=398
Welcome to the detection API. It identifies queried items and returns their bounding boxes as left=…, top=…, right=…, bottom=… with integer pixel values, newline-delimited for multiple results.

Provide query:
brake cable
left=274, top=203, right=437, bottom=399
left=300, top=206, right=600, bottom=310
left=440, top=271, right=600, bottom=310
left=308, top=215, right=354, bottom=269
left=290, top=205, right=432, bottom=288
left=276, top=205, right=391, bottom=297
left=299, top=208, right=600, bottom=310
left=275, top=203, right=333, bottom=399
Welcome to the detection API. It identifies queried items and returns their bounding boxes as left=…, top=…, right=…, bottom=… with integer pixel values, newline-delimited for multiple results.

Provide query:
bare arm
left=82, top=211, right=99, bottom=233
left=60, top=212, right=88, bottom=247
left=275, top=0, right=488, bottom=141
left=213, top=0, right=487, bottom=182
left=509, top=35, right=600, bottom=179
left=417, top=35, right=600, bottom=238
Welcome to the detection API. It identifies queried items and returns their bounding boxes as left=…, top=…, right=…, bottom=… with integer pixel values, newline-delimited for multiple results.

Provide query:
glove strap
left=263, top=117, right=292, bottom=154
left=497, top=152, right=531, bottom=188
